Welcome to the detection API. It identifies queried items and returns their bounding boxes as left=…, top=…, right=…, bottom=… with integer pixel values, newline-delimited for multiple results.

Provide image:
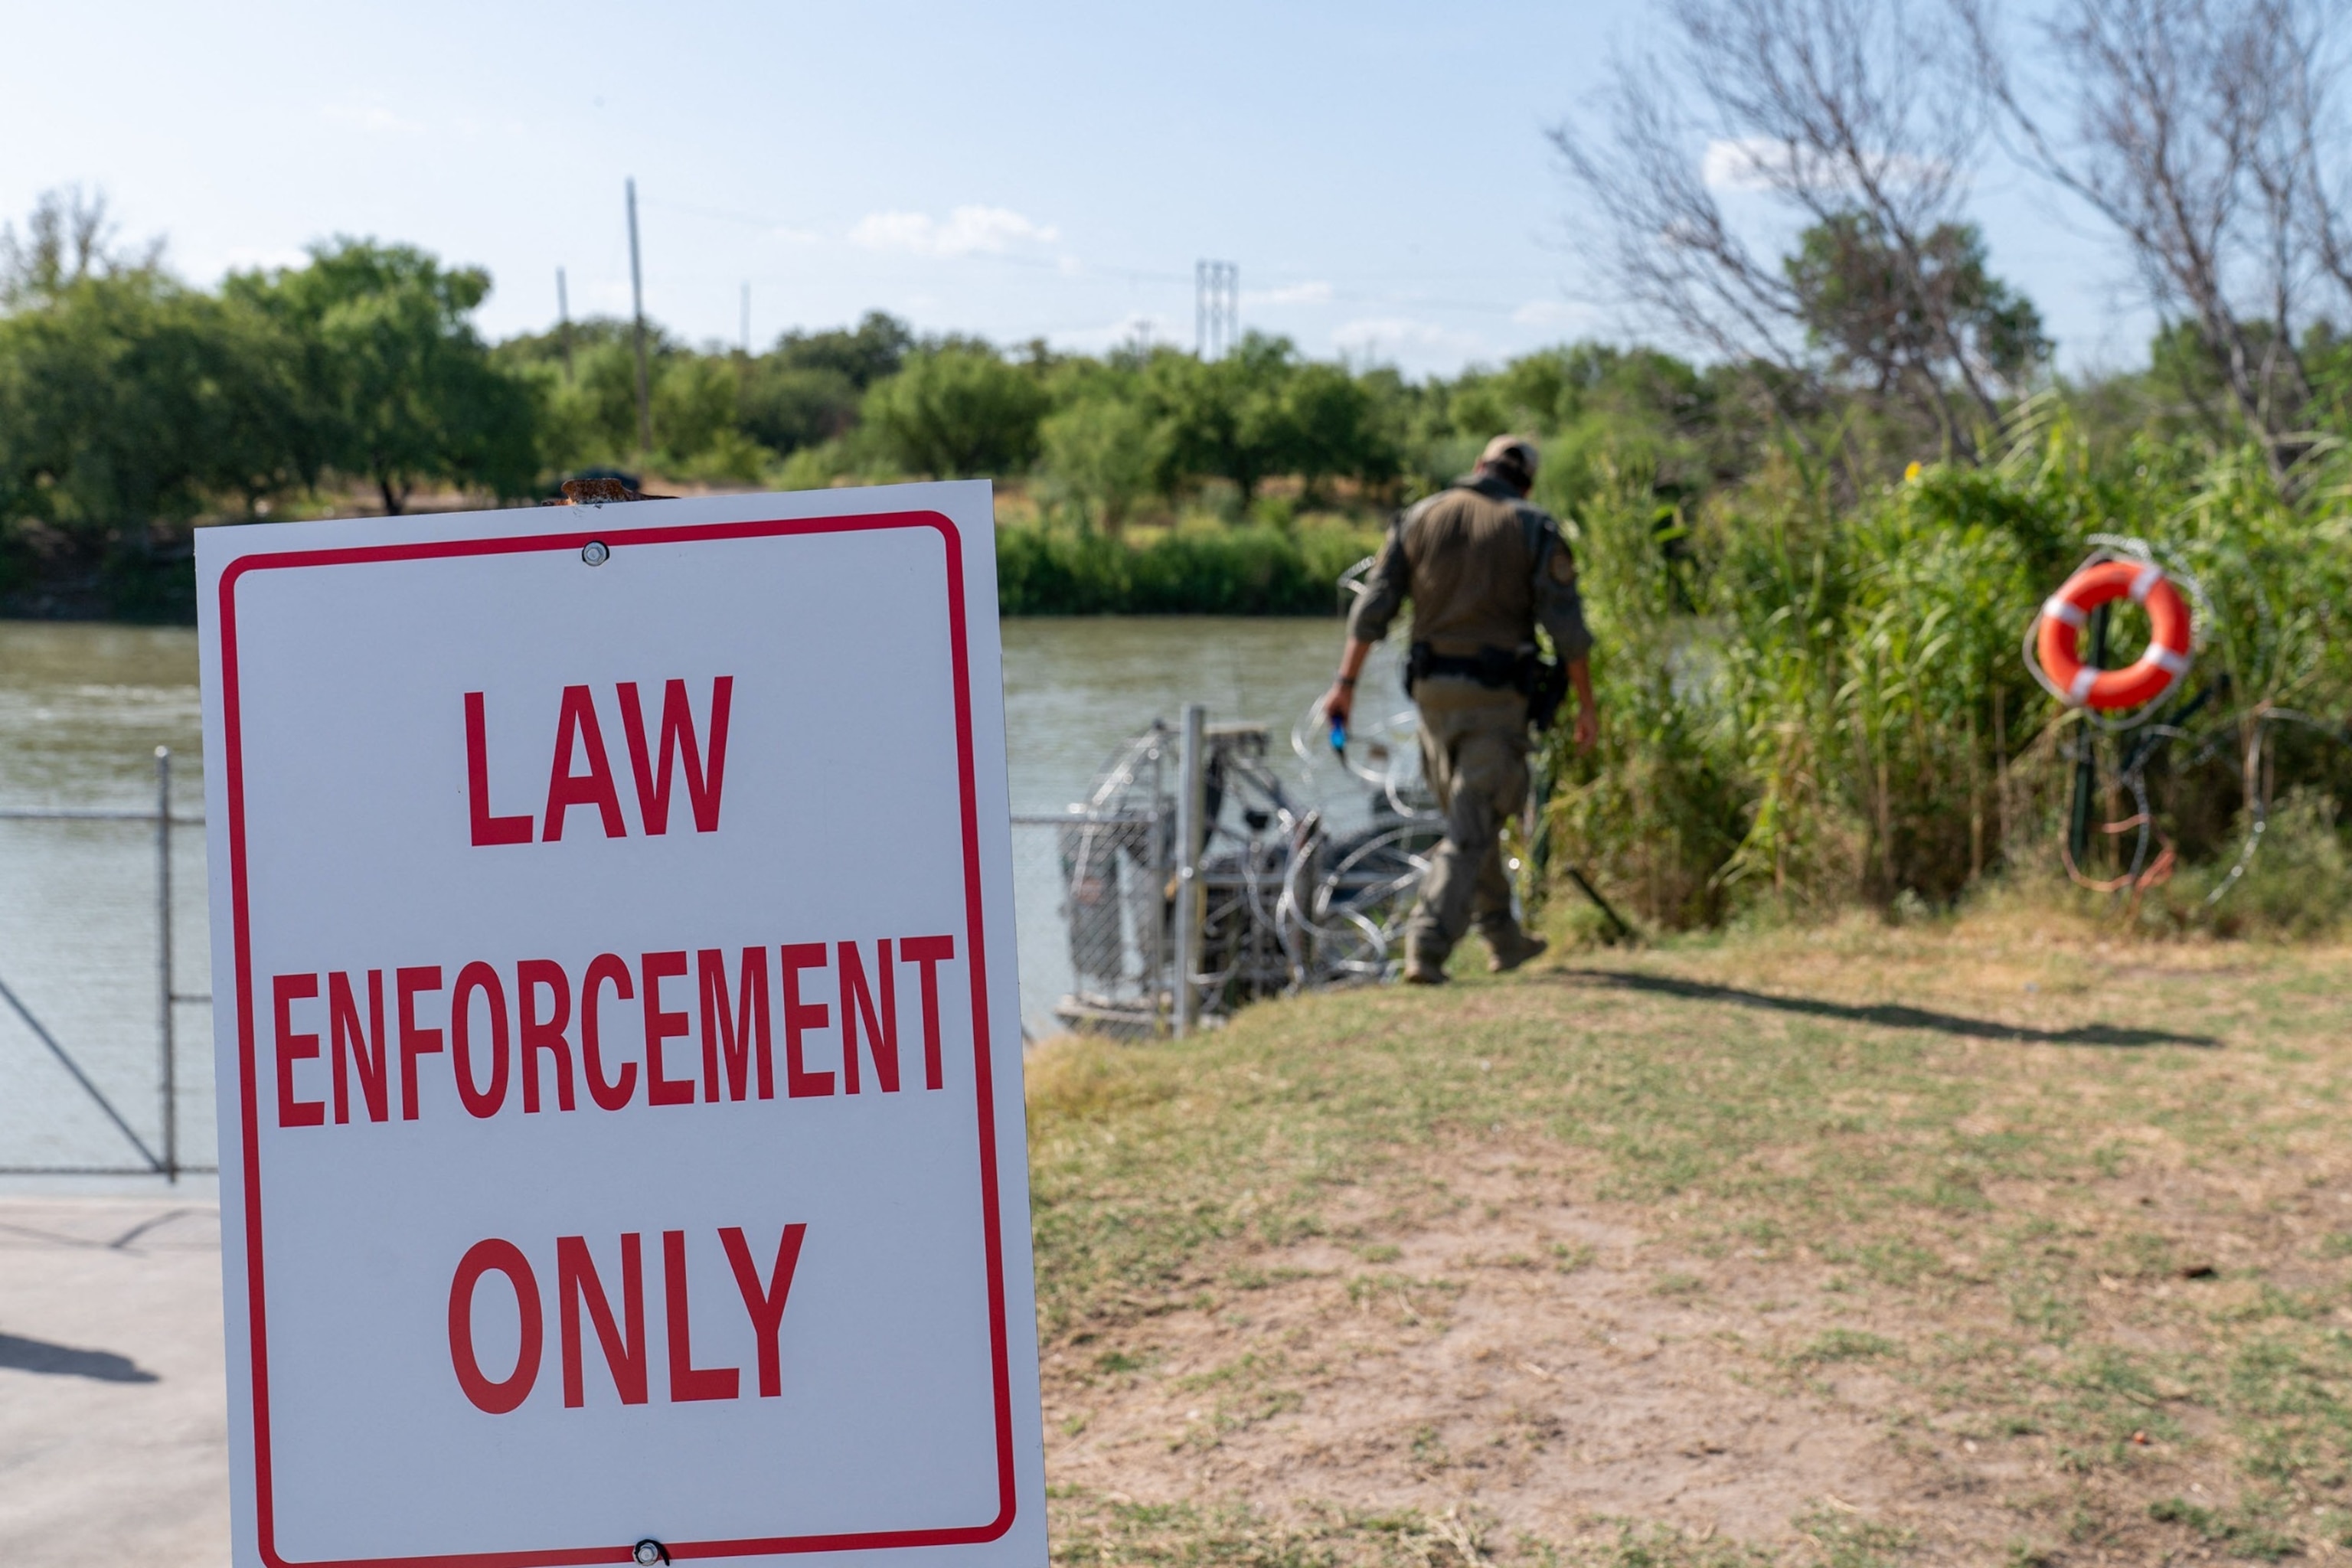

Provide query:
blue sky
left=3, top=0, right=2154, bottom=376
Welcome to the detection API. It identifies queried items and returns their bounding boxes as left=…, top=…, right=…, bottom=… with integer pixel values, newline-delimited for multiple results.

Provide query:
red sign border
left=217, top=511, right=1018, bottom=1567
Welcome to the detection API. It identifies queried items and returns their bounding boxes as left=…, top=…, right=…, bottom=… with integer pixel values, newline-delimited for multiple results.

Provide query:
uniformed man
left=1321, top=435, right=1598, bottom=985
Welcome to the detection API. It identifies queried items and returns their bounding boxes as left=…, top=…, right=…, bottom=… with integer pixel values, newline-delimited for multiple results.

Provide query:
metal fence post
left=2066, top=604, right=2112, bottom=874
left=1172, top=705, right=1207, bottom=1038
left=157, top=746, right=177, bottom=1184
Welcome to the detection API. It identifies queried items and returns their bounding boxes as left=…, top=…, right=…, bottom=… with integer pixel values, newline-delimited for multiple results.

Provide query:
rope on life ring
left=2030, top=559, right=2195, bottom=712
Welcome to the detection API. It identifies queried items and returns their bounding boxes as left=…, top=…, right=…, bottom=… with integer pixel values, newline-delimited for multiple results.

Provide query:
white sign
left=197, top=483, right=1043, bottom=1568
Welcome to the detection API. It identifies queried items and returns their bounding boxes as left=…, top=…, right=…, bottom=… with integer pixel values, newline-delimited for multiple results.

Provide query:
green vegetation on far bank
left=997, top=517, right=1374, bottom=616
left=0, top=500, right=1380, bottom=622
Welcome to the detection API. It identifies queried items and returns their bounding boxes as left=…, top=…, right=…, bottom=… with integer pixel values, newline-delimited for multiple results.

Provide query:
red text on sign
left=446, top=1224, right=808, bottom=1414
left=272, top=936, right=958, bottom=1127
left=466, top=678, right=733, bottom=847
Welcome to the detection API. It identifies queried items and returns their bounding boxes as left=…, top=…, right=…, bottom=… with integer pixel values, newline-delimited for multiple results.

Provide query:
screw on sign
left=196, top=483, right=1044, bottom=1568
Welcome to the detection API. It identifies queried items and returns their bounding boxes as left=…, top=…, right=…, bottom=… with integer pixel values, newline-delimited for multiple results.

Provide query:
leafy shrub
left=1037, top=384, right=1156, bottom=534
left=863, top=347, right=1050, bottom=479
left=1541, top=418, right=2352, bottom=932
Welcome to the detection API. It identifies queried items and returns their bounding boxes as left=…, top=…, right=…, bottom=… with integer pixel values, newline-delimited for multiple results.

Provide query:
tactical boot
left=1485, top=926, right=1549, bottom=975
left=1402, top=939, right=1450, bottom=985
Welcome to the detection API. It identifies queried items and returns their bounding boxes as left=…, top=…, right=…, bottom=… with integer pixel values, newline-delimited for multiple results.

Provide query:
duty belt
left=1406, top=642, right=1525, bottom=688
left=1406, top=642, right=1571, bottom=730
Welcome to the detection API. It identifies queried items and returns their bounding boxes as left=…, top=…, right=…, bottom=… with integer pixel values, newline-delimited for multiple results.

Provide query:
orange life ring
left=2037, top=560, right=2193, bottom=710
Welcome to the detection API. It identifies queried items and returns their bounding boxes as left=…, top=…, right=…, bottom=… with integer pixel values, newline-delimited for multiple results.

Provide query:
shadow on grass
left=1561, top=969, right=2222, bottom=1049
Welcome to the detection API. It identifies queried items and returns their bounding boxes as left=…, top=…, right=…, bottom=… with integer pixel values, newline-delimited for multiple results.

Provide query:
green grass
left=1028, top=908, right=2352, bottom=1562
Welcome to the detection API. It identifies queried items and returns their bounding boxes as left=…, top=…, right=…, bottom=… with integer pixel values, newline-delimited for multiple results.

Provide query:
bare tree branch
left=0, top=186, right=162, bottom=306
left=1556, top=0, right=2019, bottom=460
left=1960, top=0, right=2344, bottom=479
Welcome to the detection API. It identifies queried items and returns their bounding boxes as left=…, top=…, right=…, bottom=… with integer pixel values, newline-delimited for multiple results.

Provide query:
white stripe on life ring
left=2149, top=644, right=2190, bottom=675
left=2067, top=667, right=2099, bottom=704
left=2045, top=596, right=2089, bottom=629
left=2130, top=565, right=2162, bottom=603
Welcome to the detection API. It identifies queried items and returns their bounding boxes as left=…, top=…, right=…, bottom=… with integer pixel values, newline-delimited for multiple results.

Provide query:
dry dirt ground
left=1040, top=1142, right=2326, bottom=1566
left=1029, top=917, right=2352, bottom=1566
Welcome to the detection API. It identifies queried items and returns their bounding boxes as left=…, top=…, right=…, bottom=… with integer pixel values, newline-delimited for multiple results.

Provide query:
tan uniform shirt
left=1345, top=474, right=1592, bottom=660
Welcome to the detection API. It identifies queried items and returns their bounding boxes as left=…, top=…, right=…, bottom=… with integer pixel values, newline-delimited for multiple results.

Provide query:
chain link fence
left=1011, top=811, right=1172, bottom=1037
left=0, top=750, right=213, bottom=1177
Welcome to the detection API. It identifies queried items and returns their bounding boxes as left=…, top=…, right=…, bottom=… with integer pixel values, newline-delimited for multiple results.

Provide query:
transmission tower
left=1195, top=260, right=1238, bottom=360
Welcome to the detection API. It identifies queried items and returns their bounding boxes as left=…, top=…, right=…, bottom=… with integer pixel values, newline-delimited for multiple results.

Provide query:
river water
left=0, top=616, right=1383, bottom=1174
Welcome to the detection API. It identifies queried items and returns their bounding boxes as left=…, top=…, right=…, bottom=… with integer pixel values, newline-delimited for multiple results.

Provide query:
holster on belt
left=1407, top=641, right=1570, bottom=730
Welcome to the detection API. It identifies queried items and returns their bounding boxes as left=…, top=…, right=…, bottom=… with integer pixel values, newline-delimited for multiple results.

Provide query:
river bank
left=0, top=509, right=1378, bottom=622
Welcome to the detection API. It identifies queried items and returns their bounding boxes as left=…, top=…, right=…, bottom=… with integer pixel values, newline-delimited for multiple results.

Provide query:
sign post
left=197, top=482, right=1043, bottom=1568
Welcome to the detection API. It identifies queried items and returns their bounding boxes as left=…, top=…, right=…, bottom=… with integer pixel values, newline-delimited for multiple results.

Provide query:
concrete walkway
left=0, top=1194, right=227, bottom=1568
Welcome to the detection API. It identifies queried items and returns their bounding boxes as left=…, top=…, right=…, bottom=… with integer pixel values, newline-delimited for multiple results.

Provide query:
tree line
left=0, top=180, right=2112, bottom=597
left=8, top=0, right=2352, bottom=573
left=498, top=312, right=1417, bottom=528
left=0, top=190, right=1459, bottom=564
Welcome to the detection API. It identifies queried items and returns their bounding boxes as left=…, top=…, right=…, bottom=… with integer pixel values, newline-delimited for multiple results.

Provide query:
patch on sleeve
left=1548, top=549, right=1579, bottom=585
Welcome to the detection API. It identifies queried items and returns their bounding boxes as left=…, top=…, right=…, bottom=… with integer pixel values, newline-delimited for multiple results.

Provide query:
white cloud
left=848, top=205, right=1059, bottom=257
left=1702, top=136, right=1793, bottom=193
left=1331, top=316, right=1484, bottom=358
left=1701, top=136, right=1950, bottom=194
left=1245, top=279, right=1334, bottom=307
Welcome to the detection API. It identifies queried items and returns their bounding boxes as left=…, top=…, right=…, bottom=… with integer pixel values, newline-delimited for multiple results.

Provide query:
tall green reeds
left=1543, top=416, right=2352, bottom=931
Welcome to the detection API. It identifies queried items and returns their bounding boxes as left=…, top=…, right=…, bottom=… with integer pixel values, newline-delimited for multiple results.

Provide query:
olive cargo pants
left=1404, top=675, right=1530, bottom=960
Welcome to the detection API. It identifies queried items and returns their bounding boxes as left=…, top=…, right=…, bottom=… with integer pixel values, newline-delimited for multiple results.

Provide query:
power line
left=556, top=266, right=573, bottom=382
left=577, top=191, right=1579, bottom=353
left=639, top=194, right=813, bottom=232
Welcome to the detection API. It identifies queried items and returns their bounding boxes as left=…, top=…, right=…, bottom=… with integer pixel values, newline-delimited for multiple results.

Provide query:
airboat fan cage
left=1037, top=682, right=1446, bottom=1037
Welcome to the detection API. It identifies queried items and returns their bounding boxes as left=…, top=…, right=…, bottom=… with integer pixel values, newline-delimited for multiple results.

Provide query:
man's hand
left=1325, top=636, right=1373, bottom=734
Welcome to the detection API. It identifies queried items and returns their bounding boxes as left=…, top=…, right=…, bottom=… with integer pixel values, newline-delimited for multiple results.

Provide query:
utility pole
left=556, top=266, right=573, bottom=384
left=626, top=178, right=652, bottom=460
left=737, top=281, right=753, bottom=397
left=1172, top=704, right=1207, bottom=1036
left=2066, top=605, right=2112, bottom=873
left=1195, top=261, right=1207, bottom=358
left=1194, top=260, right=1238, bottom=360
